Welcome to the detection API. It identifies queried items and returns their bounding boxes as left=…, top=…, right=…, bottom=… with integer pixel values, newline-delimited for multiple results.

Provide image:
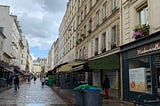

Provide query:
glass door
left=155, top=63, right=160, bottom=93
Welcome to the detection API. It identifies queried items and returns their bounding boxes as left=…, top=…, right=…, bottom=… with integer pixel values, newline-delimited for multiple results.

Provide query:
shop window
left=128, top=57, right=152, bottom=94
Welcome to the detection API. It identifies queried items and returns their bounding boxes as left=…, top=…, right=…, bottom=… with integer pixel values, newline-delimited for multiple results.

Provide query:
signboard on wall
left=129, top=68, right=146, bottom=93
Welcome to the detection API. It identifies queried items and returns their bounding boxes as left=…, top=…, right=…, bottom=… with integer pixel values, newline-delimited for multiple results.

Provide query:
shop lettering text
left=137, top=42, right=160, bottom=55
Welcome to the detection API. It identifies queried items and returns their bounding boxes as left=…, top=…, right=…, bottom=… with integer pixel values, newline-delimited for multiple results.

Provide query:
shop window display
left=128, top=57, right=152, bottom=94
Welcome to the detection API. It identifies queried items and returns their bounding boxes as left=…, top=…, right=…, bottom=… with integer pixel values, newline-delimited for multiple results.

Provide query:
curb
left=52, top=87, right=75, bottom=105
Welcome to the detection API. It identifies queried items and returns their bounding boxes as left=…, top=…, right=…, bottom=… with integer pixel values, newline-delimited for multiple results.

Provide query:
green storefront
left=88, top=52, right=120, bottom=98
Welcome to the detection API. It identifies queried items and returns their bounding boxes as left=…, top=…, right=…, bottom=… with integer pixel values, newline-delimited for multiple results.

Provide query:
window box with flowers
left=132, top=24, right=150, bottom=40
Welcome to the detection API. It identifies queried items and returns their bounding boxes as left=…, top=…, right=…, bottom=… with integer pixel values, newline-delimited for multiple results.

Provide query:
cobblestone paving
left=0, top=79, right=67, bottom=106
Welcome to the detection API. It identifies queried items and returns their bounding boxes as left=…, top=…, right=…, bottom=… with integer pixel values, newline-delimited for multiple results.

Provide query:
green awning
left=88, top=53, right=120, bottom=70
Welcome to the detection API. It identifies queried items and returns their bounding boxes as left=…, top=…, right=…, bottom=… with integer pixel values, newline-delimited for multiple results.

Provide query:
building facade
left=0, top=5, right=32, bottom=74
left=0, top=27, right=6, bottom=61
left=121, top=0, right=160, bottom=103
left=54, top=0, right=121, bottom=98
left=0, top=5, right=15, bottom=63
left=47, top=42, right=55, bottom=70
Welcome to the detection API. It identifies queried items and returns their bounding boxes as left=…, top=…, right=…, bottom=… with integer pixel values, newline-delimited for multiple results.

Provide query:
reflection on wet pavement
left=0, top=79, right=67, bottom=105
left=0, top=104, right=75, bottom=106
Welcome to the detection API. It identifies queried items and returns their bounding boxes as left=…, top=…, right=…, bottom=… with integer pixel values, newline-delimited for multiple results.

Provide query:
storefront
left=88, top=52, right=120, bottom=98
left=121, top=32, right=160, bottom=103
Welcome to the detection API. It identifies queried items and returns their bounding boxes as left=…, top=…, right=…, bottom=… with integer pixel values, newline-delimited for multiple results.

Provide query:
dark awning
left=0, top=65, right=15, bottom=73
left=71, top=63, right=91, bottom=72
left=88, top=53, right=120, bottom=70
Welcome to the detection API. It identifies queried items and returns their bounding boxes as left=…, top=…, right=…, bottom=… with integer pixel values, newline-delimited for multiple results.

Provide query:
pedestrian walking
left=27, top=76, right=31, bottom=83
left=102, top=74, right=110, bottom=98
left=14, top=75, right=19, bottom=91
left=34, top=76, right=37, bottom=83
left=41, top=77, right=45, bottom=87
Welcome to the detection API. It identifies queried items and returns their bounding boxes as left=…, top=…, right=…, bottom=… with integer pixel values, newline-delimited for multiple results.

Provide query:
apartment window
left=81, top=11, right=83, bottom=21
left=101, top=32, right=106, bottom=52
left=84, top=5, right=87, bottom=17
left=111, top=25, right=118, bottom=49
left=103, top=2, right=108, bottom=19
left=79, top=49, right=82, bottom=58
left=89, top=0, right=92, bottom=10
left=82, top=47, right=85, bottom=59
left=78, top=0, right=81, bottom=7
left=95, top=38, right=98, bottom=55
left=89, top=18, right=92, bottom=31
left=113, top=0, right=118, bottom=10
left=84, top=25, right=86, bottom=37
left=0, top=41, right=3, bottom=50
left=96, top=10, right=100, bottom=26
left=139, top=6, right=149, bottom=26
left=78, top=16, right=80, bottom=25
left=73, top=36, right=74, bottom=47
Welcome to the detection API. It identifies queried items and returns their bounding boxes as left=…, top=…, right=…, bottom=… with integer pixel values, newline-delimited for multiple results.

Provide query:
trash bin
left=75, top=90, right=85, bottom=106
left=0, top=78, right=6, bottom=87
left=74, top=84, right=101, bottom=106
left=84, top=89, right=101, bottom=106
left=48, top=79, right=53, bottom=86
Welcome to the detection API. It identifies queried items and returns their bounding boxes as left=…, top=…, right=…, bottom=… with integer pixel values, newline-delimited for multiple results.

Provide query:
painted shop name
left=137, top=42, right=160, bottom=55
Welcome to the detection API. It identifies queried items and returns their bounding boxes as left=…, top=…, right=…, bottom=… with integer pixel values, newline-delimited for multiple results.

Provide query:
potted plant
left=111, top=42, right=116, bottom=49
left=132, top=24, right=149, bottom=39
left=94, top=50, right=98, bottom=55
left=132, top=24, right=144, bottom=39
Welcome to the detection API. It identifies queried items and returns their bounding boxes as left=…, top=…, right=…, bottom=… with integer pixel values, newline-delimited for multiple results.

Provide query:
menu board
left=129, top=68, right=146, bottom=93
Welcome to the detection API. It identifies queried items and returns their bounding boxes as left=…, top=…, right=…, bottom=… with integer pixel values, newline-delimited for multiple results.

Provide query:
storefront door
left=154, top=63, right=160, bottom=94
left=153, top=54, right=160, bottom=94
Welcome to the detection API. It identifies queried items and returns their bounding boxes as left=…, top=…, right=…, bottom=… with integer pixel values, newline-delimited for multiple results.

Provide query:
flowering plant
left=132, top=24, right=150, bottom=39
left=132, top=24, right=144, bottom=39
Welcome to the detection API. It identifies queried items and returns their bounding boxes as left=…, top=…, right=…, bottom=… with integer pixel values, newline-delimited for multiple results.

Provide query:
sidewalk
left=0, top=80, right=25, bottom=93
left=52, top=85, right=134, bottom=106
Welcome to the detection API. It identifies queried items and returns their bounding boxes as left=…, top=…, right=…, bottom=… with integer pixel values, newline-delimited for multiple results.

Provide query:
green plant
left=132, top=24, right=150, bottom=39
left=111, top=42, right=116, bottom=49
left=94, top=50, right=98, bottom=55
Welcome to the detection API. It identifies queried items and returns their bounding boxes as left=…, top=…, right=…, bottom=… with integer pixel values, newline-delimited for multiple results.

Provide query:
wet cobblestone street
left=0, top=79, right=67, bottom=106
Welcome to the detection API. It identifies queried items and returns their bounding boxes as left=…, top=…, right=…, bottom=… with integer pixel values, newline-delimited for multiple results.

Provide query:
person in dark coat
left=14, top=75, right=19, bottom=91
left=103, top=75, right=110, bottom=98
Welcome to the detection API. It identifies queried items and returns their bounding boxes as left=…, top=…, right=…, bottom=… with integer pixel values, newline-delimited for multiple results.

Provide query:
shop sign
left=137, top=42, right=160, bottom=55
left=129, top=68, right=146, bottom=93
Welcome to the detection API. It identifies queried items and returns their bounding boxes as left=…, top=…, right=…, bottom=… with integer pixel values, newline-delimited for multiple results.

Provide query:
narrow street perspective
left=0, top=0, right=160, bottom=106
left=0, top=79, right=66, bottom=105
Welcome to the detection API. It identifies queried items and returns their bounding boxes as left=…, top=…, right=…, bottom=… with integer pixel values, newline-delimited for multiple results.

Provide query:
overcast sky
left=0, top=0, right=67, bottom=60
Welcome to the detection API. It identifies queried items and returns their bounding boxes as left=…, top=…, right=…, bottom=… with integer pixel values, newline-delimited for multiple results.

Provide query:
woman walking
left=103, top=75, right=110, bottom=98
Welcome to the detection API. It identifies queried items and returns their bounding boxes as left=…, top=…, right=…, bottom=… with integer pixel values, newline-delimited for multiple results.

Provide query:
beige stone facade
left=121, top=0, right=160, bottom=45
left=0, top=5, right=32, bottom=72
